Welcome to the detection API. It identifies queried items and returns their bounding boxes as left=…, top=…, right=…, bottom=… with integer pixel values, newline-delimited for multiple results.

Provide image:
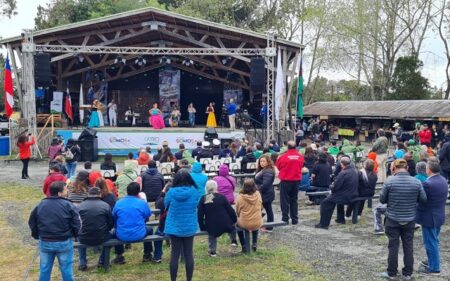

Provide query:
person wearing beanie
left=198, top=180, right=237, bottom=256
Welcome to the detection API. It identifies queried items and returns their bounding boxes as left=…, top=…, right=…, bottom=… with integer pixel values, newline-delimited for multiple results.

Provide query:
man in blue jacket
left=28, top=181, right=80, bottom=281
left=416, top=159, right=448, bottom=275
left=227, top=99, right=237, bottom=130
left=112, top=182, right=153, bottom=263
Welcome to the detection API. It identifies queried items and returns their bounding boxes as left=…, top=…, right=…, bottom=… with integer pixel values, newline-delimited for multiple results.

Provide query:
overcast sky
left=0, top=0, right=447, bottom=89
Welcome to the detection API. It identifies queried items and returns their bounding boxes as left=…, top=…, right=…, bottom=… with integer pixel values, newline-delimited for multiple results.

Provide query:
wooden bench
left=73, top=221, right=287, bottom=270
left=305, top=190, right=331, bottom=196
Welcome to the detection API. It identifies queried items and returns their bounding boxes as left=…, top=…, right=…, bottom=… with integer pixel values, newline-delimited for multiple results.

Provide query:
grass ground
left=0, top=182, right=324, bottom=281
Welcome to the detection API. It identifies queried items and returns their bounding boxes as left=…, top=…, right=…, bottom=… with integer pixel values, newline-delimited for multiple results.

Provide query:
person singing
left=108, top=99, right=117, bottom=127
left=188, top=103, right=196, bottom=127
left=149, top=103, right=165, bottom=129
left=206, top=102, right=217, bottom=128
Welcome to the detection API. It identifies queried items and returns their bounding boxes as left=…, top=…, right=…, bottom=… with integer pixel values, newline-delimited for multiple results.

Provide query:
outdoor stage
left=56, top=127, right=246, bottom=155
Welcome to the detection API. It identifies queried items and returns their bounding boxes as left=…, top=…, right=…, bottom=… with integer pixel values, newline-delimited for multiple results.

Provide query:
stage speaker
left=204, top=127, right=218, bottom=142
left=34, top=53, right=52, bottom=87
left=136, top=119, right=149, bottom=127
left=78, top=139, right=98, bottom=162
left=250, top=57, right=266, bottom=92
left=78, top=128, right=97, bottom=140
left=178, top=120, right=190, bottom=127
left=118, top=120, right=132, bottom=127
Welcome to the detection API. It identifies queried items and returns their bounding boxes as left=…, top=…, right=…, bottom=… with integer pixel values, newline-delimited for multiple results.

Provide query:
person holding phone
left=17, top=133, right=35, bottom=179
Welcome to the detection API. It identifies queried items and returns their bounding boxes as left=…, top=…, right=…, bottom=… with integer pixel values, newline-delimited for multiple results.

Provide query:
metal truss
left=34, top=45, right=267, bottom=56
left=265, top=31, right=276, bottom=143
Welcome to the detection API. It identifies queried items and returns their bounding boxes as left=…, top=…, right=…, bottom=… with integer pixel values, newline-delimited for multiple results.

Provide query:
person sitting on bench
left=307, top=152, right=332, bottom=205
left=112, top=182, right=153, bottom=264
left=345, top=159, right=377, bottom=219
left=315, top=157, right=358, bottom=229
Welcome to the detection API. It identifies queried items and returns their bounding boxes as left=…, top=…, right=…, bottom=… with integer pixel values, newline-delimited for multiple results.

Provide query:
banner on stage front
left=51, top=91, right=64, bottom=113
left=159, top=69, right=180, bottom=113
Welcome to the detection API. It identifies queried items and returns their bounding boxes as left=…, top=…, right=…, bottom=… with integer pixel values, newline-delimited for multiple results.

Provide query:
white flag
left=79, top=84, right=84, bottom=124
left=274, top=48, right=284, bottom=121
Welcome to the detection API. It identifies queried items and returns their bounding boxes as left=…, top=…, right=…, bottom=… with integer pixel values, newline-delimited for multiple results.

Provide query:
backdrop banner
left=50, top=91, right=64, bottom=113
left=159, top=68, right=180, bottom=113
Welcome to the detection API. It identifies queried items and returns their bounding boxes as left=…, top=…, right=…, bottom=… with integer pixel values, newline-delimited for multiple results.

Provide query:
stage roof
left=303, top=100, right=450, bottom=120
left=1, top=7, right=303, bottom=90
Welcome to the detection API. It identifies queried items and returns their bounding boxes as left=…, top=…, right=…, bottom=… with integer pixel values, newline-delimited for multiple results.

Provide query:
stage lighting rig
left=114, top=55, right=126, bottom=65
left=134, top=57, right=147, bottom=67
left=182, top=58, right=194, bottom=66
left=160, top=56, right=171, bottom=64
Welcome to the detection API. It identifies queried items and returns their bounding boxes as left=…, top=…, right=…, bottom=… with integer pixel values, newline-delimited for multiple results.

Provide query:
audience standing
left=17, top=133, right=35, bottom=179
left=254, top=155, right=275, bottom=232
left=372, top=129, right=389, bottom=183
left=64, top=139, right=81, bottom=179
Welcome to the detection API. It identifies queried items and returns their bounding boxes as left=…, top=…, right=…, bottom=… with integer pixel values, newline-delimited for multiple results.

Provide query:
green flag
left=297, top=59, right=304, bottom=118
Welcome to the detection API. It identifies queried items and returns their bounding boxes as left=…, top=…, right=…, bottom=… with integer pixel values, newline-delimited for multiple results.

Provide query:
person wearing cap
left=392, top=123, right=402, bottom=143
left=379, top=159, right=427, bottom=280
left=416, top=159, right=448, bottom=275
left=77, top=187, right=120, bottom=271
left=28, top=181, right=80, bottom=281
left=315, top=156, right=358, bottom=229
left=211, top=139, right=221, bottom=157
left=227, top=99, right=237, bottom=130
left=42, top=165, right=68, bottom=197
left=196, top=141, right=213, bottom=162
left=276, top=140, right=304, bottom=224
left=438, top=133, right=450, bottom=179
left=371, top=129, right=389, bottom=183
left=418, top=124, right=432, bottom=147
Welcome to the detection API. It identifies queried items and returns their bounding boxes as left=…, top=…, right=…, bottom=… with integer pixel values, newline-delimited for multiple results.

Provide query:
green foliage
left=387, top=56, right=430, bottom=100
left=0, top=0, right=17, bottom=18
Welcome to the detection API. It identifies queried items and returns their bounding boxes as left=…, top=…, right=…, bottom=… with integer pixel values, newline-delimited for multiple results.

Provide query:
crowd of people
left=22, top=124, right=449, bottom=280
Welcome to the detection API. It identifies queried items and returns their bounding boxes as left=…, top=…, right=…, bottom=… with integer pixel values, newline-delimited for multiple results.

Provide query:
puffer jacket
left=190, top=162, right=208, bottom=198
left=254, top=168, right=275, bottom=203
left=164, top=186, right=200, bottom=237
left=141, top=167, right=164, bottom=202
left=213, top=165, right=236, bottom=204
left=236, top=191, right=263, bottom=231
left=115, top=162, right=138, bottom=198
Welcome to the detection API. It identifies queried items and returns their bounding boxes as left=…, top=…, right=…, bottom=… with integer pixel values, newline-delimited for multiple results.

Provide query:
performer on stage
left=170, top=106, right=181, bottom=127
left=88, top=100, right=102, bottom=128
left=108, top=99, right=117, bottom=127
left=149, top=103, right=165, bottom=129
left=206, top=102, right=217, bottom=128
left=97, top=100, right=105, bottom=127
left=125, top=106, right=136, bottom=126
left=188, top=102, right=196, bottom=127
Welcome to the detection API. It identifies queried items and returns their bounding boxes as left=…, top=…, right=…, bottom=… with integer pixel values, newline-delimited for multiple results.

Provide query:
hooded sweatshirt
left=213, top=165, right=236, bottom=204
left=116, top=162, right=138, bottom=198
left=164, top=186, right=200, bottom=237
left=190, top=162, right=208, bottom=198
left=141, top=167, right=164, bottom=202
left=341, top=139, right=356, bottom=154
left=236, top=191, right=263, bottom=231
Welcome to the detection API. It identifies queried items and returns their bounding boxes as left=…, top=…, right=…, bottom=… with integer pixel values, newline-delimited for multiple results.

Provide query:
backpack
left=64, top=147, right=74, bottom=160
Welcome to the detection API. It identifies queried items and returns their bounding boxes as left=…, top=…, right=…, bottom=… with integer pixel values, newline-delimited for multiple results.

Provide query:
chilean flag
left=3, top=54, right=14, bottom=118
left=65, top=85, right=73, bottom=123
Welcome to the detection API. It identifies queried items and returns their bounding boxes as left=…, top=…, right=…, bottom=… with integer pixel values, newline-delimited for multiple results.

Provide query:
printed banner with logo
left=50, top=91, right=64, bottom=113
left=159, top=68, right=180, bottom=113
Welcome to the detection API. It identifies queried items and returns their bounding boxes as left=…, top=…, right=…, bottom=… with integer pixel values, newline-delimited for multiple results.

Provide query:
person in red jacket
left=17, top=133, right=35, bottom=179
left=43, top=165, right=67, bottom=197
left=418, top=124, right=432, bottom=146
left=275, top=140, right=304, bottom=224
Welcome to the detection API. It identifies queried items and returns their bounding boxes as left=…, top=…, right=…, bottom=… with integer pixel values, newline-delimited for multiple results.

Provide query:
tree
left=0, top=0, right=16, bottom=18
left=387, top=56, right=430, bottom=100
left=434, top=0, right=450, bottom=99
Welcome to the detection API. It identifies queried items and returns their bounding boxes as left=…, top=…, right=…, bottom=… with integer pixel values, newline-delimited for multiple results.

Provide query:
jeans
left=421, top=226, right=441, bottom=272
left=170, top=235, right=194, bottom=281
left=153, top=228, right=164, bottom=260
left=237, top=229, right=258, bottom=251
left=385, top=218, right=415, bottom=277
left=143, top=226, right=154, bottom=255
left=39, top=239, right=74, bottom=281
left=65, top=162, right=77, bottom=179
left=262, top=201, right=274, bottom=230
left=279, top=181, right=299, bottom=223
left=21, top=158, right=29, bottom=177
left=189, top=113, right=195, bottom=127
left=373, top=204, right=387, bottom=231
left=78, top=232, right=124, bottom=266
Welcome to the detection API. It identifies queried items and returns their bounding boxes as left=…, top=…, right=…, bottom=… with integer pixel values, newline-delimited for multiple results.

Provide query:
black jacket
left=357, top=170, right=377, bottom=197
left=198, top=193, right=237, bottom=237
left=155, top=194, right=167, bottom=231
left=240, top=153, right=257, bottom=173
left=328, top=166, right=359, bottom=204
left=211, top=147, right=221, bottom=157
left=78, top=197, right=114, bottom=245
left=141, top=168, right=165, bottom=202
left=191, top=147, right=202, bottom=159
left=439, top=141, right=450, bottom=172
left=65, top=144, right=81, bottom=163
left=254, top=168, right=275, bottom=203
left=28, top=197, right=80, bottom=241
left=102, top=193, right=117, bottom=209
left=160, top=148, right=174, bottom=163
left=196, top=148, right=212, bottom=162
left=100, top=162, right=117, bottom=173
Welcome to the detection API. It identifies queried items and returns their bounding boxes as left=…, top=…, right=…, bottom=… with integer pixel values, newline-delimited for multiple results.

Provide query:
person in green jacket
left=253, top=143, right=264, bottom=159
left=115, top=162, right=138, bottom=198
left=327, top=140, right=340, bottom=156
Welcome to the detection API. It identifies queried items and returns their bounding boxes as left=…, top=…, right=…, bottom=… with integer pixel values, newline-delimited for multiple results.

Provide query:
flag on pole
left=3, top=55, right=14, bottom=118
left=297, top=57, right=304, bottom=119
left=65, top=85, right=73, bottom=123
left=274, top=48, right=284, bottom=121
left=79, top=84, right=84, bottom=124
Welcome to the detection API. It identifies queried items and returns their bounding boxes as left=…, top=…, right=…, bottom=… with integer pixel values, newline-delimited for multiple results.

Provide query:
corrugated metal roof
left=303, top=100, right=450, bottom=119
left=0, top=7, right=303, bottom=49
